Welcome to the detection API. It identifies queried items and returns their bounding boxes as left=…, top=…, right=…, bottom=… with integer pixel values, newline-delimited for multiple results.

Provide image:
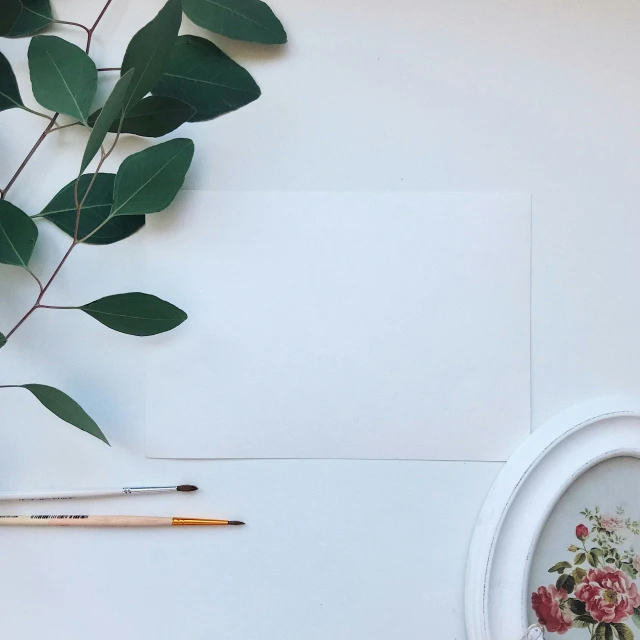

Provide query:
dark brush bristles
left=176, top=484, right=198, bottom=492
left=228, top=521, right=245, bottom=526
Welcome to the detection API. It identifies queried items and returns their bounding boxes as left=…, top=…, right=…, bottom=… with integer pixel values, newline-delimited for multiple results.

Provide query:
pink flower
left=531, top=585, right=573, bottom=634
left=574, top=567, right=640, bottom=623
left=576, top=523, right=589, bottom=540
left=600, top=515, right=623, bottom=532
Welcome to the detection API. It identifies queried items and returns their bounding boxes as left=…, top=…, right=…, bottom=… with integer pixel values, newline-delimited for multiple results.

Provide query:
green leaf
left=575, top=552, right=587, bottom=564
left=0, top=50, right=23, bottom=111
left=548, top=561, right=572, bottom=573
left=152, top=35, right=261, bottom=122
left=632, top=607, right=640, bottom=630
left=28, top=35, right=97, bottom=122
left=80, top=69, right=134, bottom=173
left=614, top=623, right=634, bottom=640
left=0, top=332, right=6, bottom=349
left=568, top=599, right=587, bottom=615
left=80, top=293, right=187, bottom=336
left=0, top=200, right=37, bottom=267
left=6, top=0, right=51, bottom=37
left=556, top=573, right=575, bottom=594
left=0, top=0, right=22, bottom=36
left=182, top=0, right=286, bottom=44
left=574, top=614, right=597, bottom=628
left=21, top=384, right=109, bottom=444
left=120, top=0, right=182, bottom=114
left=111, top=138, right=194, bottom=217
left=37, top=174, right=144, bottom=245
left=89, top=96, right=195, bottom=138
left=588, top=552, right=598, bottom=567
left=573, top=567, right=588, bottom=582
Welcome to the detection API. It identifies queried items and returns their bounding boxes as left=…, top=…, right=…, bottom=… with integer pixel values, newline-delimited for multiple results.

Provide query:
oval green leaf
left=120, top=0, right=182, bottom=114
left=37, top=174, right=145, bottom=245
left=633, top=607, right=640, bottom=630
left=111, top=138, right=194, bottom=217
left=28, top=35, right=97, bottom=122
left=152, top=35, right=261, bottom=122
left=568, top=598, right=587, bottom=615
left=614, top=623, right=634, bottom=640
left=0, top=332, right=6, bottom=349
left=21, top=384, right=109, bottom=444
left=0, top=0, right=22, bottom=36
left=0, top=200, right=37, bottom=267
left=80, top=293, right=187, bottom=336
left=556, top=573, right=575, bottom=594
left=548, top=561, right=572, bottom=573
left=0, top=50, right=23, bottom=112
left=80, top=69, right=134, bottom=173
left=182, top=0, right=286, bottom=44
left=90, top=95, right=196, bottom=138
left=6, top=0, right=51, bottom=37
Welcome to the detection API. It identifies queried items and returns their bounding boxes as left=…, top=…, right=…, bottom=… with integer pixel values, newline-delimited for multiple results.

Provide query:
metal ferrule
left=123, top=486, right=176, bottom=495
left=171, top=518, right=229, bottom=526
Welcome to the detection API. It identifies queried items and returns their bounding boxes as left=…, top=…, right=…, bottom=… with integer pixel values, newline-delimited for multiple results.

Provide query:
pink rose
left=574, top=567, right=640, bottom=623
left=600, top=515, right=623, bottom=532
left=576, top=523, right=589, bottom=540
left=531, top=585, right=573, bottom=634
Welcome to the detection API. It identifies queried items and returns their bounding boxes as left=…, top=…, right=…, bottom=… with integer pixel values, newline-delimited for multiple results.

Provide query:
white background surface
left=1, top=0, right=640, bottom=638
left=146, top=191, right=530, bottom=460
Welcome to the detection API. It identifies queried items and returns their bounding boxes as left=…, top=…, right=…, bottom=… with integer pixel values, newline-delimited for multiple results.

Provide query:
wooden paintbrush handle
left=0, top=515, right=173, bottom=526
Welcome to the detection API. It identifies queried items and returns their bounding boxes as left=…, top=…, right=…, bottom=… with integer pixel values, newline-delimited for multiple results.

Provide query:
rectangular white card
left=145, top=192, right=530, bottom=460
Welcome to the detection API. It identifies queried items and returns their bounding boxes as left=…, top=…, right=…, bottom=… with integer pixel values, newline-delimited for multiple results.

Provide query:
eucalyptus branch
left=3, top=0, right=118, bottom=342
left=1, top=0, right=115, bottom=200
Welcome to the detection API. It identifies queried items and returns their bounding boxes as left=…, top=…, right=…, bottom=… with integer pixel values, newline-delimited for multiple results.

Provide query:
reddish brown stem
left=86, top=0, right=115, bottom=52
left=1, top=115, right=59, bottom=200
left=54, top=20, right=90, bottom=35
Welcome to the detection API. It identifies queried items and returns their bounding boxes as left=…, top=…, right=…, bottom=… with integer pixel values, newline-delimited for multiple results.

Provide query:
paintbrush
left=0, top=515, right=244, bottom=527
left=0, top=485, right=199, bottom=501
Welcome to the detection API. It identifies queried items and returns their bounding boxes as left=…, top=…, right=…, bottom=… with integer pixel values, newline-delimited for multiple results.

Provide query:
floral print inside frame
left=531, top=506, right=640, bottom=639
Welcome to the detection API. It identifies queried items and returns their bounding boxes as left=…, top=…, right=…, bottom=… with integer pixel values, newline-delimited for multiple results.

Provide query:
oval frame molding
left=465, top=397, right=640, bottom=640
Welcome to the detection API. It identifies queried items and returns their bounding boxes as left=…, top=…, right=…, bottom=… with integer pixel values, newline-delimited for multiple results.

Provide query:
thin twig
left=37, top=305, right=76, bottom=310
left=1, top=115, right=59, bottom=200
left=48, top=121, right=82, bottom=134
left=98, top=67, right=120, bottom=72
left=86, top=0, right=115, bottom=52
left=53, top=20, right=90, bottom=35
left=20, top=106, right=54, bottom=120
left=26, top=268, right=44, bottom=294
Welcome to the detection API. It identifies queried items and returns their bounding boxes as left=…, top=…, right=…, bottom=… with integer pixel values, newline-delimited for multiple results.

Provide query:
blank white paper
left=145, top=191, right=530, bottom=460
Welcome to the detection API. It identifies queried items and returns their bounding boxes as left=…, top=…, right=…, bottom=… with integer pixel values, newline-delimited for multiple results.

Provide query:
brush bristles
left=176, top=484, right=198, bottom=492
left=228, top=521, right=245, bottom=526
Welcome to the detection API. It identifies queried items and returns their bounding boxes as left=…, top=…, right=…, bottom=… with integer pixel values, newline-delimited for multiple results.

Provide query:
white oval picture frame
left=465, top=398, right=640, bottom=640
